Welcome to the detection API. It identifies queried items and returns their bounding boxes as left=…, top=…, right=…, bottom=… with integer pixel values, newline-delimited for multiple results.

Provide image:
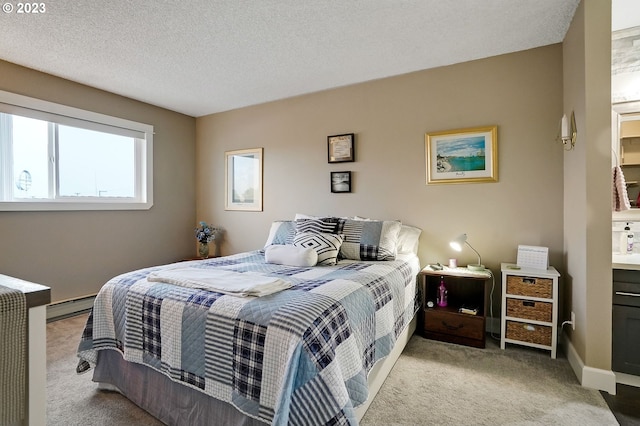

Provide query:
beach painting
left=425, top=126, right=498, bottom=184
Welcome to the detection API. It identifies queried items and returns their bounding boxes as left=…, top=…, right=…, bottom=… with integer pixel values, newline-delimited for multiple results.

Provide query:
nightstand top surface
left=420, top=265, right=492, bottom=279
left=501, top=262, right=559, bottom=278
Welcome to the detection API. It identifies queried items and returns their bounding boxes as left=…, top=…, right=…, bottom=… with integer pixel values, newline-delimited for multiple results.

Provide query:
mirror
left=612, top=19, right=640, bottom=220
left=613, top=102, right=640, bottom=219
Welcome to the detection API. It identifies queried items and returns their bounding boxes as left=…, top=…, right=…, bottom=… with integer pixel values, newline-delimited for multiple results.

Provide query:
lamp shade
left=449, top=233, right=484, bottom=270
left=449, top=234, right=467, bottom=252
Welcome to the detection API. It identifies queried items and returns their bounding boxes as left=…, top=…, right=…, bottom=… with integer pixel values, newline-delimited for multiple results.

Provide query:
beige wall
left=563, top=0, right=613, bottom=371
left=0, top=60, right=197, bottom=303
left=196, top=45, right=565, bottom=297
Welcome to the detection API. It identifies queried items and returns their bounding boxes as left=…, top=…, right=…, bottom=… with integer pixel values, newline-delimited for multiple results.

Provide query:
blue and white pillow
left=293, top=231, right=344, bottom=266
left=264, top=221, right=296, bottom=247
left=339, top=219, right=402, bottom=261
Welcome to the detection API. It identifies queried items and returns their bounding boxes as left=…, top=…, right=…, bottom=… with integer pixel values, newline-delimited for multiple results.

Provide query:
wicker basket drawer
left=506, top=320, right=552, bottom=346
left=506, top=275, right=552, bottom=298
left=506, top=298, right=552, bottom=322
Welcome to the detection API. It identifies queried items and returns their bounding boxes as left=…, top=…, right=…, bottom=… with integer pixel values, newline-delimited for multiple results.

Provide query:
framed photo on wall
left=225, top=148, right=263, bottom=211
left=328, top=133, right=355, bottom=163
left=425, top=125, right=498, bottom=184
left=331, top=171, right=351, bottom=193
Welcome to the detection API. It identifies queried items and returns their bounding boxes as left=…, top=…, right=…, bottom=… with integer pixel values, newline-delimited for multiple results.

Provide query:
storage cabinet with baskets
left=500, top=263, right=560, bottom=358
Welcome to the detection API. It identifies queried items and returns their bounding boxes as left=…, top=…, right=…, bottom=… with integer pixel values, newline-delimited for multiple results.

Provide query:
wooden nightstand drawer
left=506, top=298, right=552, bottom=322
left=506, top=320, right=552, bottom=346
left=424, top=310, right=484, bottom=341
left=506, top=275, right=552, bottom=298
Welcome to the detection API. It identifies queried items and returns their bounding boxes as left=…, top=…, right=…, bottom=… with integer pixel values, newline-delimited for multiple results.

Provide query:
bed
left=77, top=217, right=422, bottom=425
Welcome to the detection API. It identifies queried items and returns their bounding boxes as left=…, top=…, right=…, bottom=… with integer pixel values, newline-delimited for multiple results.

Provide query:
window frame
left=0, top=90, right=153, bottom=211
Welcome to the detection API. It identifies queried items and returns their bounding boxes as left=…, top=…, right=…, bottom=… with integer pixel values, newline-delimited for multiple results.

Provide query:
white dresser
left=500, top=263, right=560, bottom=358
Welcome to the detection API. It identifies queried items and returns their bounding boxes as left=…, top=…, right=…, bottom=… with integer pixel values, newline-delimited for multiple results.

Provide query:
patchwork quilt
left=77, top=250, right=419, bottom=425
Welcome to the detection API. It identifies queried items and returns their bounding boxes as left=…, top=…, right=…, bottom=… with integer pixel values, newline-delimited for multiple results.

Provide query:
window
left=0, top=90, right=153, bottom=211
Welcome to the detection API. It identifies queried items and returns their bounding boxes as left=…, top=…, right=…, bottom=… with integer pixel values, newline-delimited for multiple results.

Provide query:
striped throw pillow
left=295, top=217, right=345, bottom=235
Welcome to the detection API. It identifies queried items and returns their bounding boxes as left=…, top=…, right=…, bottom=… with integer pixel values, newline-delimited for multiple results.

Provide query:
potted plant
left=195, top=221, right=223, bottom=258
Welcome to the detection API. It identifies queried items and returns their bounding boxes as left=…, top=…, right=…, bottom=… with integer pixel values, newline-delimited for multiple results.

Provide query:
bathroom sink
left=613, top=253, right=640, bottom=267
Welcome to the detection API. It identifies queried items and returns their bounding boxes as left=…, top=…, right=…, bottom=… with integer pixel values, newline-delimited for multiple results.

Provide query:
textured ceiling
left=0, top=0, right=581, bottom=117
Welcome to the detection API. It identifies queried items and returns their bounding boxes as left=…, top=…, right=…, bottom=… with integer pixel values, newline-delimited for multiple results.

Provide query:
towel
left=0, top=285, right=26, bottom=425
left=147, top=267, right=292, bottom=297
left=613, top=166, right=631, bottom=211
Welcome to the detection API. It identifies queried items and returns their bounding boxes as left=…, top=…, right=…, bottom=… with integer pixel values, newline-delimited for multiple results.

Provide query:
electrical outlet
left=571, top=311, right=576, bottom=330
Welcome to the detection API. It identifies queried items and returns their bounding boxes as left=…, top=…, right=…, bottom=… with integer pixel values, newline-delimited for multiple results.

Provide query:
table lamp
left=450, top=233, right=485, bottom=271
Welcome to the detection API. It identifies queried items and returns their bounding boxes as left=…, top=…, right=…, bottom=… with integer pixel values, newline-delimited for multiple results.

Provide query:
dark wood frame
left=327, top=133, right=355, bottom=163
left=330, top=171, right=351, bottom=193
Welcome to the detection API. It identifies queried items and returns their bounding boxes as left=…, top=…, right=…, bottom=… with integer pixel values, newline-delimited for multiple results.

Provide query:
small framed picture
left=328, top=133, right=355, bottom=163
left=224, top=148, right=263, bottom=211
left=331, top=171, right=351, bottom=193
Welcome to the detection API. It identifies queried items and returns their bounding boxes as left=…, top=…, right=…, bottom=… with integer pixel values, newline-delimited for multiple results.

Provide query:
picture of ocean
left=447, top=156, right=485, bottom=171
left=436, top=135, right=486, bottom=173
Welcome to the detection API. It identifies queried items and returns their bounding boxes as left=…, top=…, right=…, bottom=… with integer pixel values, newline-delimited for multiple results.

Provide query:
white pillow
left=264, top=245, right=318, bottom=267
left=293, top=231, right=344, bottom=266
left=294, top=213, right=323, bottom=220
left=294, top=213, right=349, bottom=220
left=397, top=225, right=422, bottom=254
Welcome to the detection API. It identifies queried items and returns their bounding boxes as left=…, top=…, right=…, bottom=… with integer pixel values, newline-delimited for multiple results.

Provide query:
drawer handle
left=523, top=301, right=535, bottom=307
left=615, top=291, right=640, bottom=297
left=524, top=324, right=536, bottom=331
left=523, top=277, right=536, bottom=284
left=442, top=321, right=463, bottom=331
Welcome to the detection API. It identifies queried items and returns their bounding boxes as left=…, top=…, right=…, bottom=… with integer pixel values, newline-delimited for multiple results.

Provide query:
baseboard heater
left=47, top=294, right=96, bottom=321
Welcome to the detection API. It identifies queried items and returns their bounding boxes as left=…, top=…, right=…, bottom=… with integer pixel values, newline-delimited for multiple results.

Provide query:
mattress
left=77, top=250, right=420, bottom=425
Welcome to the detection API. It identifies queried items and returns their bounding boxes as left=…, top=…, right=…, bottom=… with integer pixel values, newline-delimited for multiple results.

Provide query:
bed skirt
left=93, top=315, right=417, bottom=426
left=94, top=349, right=267, bottom=426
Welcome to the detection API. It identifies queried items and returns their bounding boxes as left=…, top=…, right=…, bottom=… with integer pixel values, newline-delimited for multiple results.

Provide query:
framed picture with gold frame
left=425, top=126, right=498, bottom=184
left=225, top=148, right=263, bottom=211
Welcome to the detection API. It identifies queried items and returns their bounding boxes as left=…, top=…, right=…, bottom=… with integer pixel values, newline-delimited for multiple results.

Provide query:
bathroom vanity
left=612, top=256, right=640, bottom=378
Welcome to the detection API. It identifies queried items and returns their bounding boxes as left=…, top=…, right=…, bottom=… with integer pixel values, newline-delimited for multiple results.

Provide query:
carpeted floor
left=47, top=313, right=163, bottom=425
left=48, top=314, right=619, bottom=425
left=360, top=334, right=618, bottom=425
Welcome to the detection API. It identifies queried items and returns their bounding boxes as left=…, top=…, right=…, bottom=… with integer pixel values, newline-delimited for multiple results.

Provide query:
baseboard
left=615, top=372, right=640, bottom=388
left=561, top=332, right=617, bottom=395
left=583, top=366, right=617, bottom=395
left=47, top=295, right=95, bottom=321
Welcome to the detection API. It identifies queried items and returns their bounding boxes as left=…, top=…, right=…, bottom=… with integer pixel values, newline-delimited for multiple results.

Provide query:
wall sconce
left=450, top=233, right=485, bottom=271
left=558, top=111, right=577, bottom=151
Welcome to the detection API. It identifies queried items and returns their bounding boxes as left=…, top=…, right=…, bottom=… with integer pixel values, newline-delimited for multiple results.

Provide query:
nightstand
left=419, top=266, right=492, bottom=348
left=500, top=263, right=560, bottom=358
